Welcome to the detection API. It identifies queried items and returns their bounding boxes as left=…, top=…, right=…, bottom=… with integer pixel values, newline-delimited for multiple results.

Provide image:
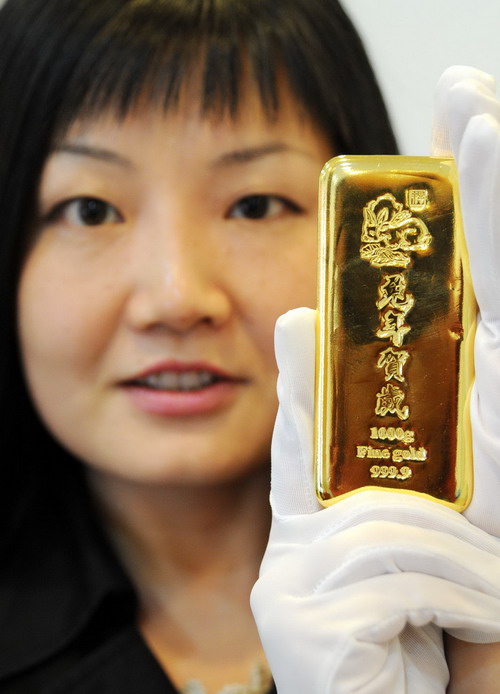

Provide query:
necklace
left=180, top=661, right=272, bottom=694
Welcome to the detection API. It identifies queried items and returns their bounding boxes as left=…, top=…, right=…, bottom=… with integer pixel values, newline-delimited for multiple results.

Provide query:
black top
left=0, top=464, right=275, bottom=694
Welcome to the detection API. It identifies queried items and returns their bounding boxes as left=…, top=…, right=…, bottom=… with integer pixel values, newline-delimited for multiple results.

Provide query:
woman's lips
left=121, top=361, right=243, bottom=417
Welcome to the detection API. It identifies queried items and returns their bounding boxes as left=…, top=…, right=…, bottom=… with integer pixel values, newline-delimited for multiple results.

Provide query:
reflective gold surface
left=315, top=156, right=475, bottom=510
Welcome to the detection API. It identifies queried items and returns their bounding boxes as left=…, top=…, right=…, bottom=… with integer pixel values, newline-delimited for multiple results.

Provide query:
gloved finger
left=259, top=519, right=500, bottom=598
left=462, top=116, right=500, bottom=536
left=263, top=488, right=486, bottom=555
left=270, top=307, right=321, bottom=516
left=356, top=573, right=500, bottom=644
left=456, top=112, right=500, bottom=318
left=432, top=65, right=496, bottom=157
left=447, top=80, right=500, bottom=156
left=253, top=571, right=500, bottom=694
left=323, top=521, right=500, bottom=595
left=325, top=622, right=448, bottom=694
left=466, top=371, right=500, bottom=536
left=465, top=315, right=500, bottom=536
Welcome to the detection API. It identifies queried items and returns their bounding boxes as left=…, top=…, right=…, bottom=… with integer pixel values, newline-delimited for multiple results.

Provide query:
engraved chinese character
left=376, top=273, right=406, bottom=309
left=375, top=383, right=409, bottom=420
left=406, top=188, right=429, bottom=212
left=376, top=307, right=412, bottom=347
left=376, top=346, right=410, bottom=382
left=376, top=273, right=415, bottom=313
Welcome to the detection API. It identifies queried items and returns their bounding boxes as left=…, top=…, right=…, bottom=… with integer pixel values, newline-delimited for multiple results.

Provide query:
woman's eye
left=227, top=194, right=302, bottom=220
left=47, top=197, right=122, bottom=226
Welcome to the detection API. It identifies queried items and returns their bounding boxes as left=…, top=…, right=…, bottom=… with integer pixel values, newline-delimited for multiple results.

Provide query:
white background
left=342, top=0, right=500, bottom=153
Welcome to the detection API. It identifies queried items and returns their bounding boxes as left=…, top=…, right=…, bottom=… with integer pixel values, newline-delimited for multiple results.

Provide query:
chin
left=80, top=442, right=271, bottom=489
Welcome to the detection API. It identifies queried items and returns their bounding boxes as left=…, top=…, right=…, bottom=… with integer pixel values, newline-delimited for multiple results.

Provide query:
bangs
left=41, top=0, right=397, bottom=155
left=55, top=0, right=282, bottom=134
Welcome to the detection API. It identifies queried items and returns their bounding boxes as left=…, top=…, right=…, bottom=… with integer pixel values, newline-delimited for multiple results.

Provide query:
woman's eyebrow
left=51, top=142, right=134, bottom=169
left=211, top=142, right=314, bottom=168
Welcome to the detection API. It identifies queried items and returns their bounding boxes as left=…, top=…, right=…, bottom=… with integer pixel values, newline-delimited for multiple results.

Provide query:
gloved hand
left=251, top=308, right=500, bottom=694
left=432, top=65, right=500, bottom=537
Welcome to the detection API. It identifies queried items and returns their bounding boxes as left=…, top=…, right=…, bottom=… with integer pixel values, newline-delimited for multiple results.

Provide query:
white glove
left=251, top=306, right=500, bottom=694
left=251, top=67, right=500, bottom=693
left=432, top=65, right=500, bottom=537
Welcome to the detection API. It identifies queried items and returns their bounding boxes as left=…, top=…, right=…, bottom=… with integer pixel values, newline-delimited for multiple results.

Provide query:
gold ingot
left=315, top=156, right=475, bottom=510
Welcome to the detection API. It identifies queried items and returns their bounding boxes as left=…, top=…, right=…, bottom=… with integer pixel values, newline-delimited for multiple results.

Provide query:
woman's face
left=18, top=85, right=332, bottom=486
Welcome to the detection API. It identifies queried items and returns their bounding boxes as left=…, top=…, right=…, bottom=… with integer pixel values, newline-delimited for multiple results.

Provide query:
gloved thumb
left=431, top=64, right=497, bottom=157
left=270, top=307, right=322, bottom=516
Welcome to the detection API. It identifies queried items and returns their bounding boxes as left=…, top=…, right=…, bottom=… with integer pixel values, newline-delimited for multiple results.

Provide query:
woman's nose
left=124, top=222, right=232, bottom=334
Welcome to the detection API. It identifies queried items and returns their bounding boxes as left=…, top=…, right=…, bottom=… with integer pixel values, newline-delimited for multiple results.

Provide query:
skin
left=445, top=638, right=500, bottom=694
left=17, top=81, right=332, bottom=691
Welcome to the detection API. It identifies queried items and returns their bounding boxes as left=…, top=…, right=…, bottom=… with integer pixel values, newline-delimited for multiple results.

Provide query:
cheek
left=17, top=247, right=113, bottom=399
left=227, top=231, right=317, bottom=366
left=234, top=232, right=317, bottom=316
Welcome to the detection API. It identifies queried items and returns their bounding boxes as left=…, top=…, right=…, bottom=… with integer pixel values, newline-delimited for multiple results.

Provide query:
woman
left=0, top=1, right=396, bottom=692
left=1, top=1, right=499, bottom=693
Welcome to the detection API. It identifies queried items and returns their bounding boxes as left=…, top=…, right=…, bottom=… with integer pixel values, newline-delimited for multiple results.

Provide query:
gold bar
left=315, top=156, right=475, bottom=511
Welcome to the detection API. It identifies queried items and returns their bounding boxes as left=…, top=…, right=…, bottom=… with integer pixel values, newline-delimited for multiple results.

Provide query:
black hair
left=0, top=0, right=397, bottom=497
